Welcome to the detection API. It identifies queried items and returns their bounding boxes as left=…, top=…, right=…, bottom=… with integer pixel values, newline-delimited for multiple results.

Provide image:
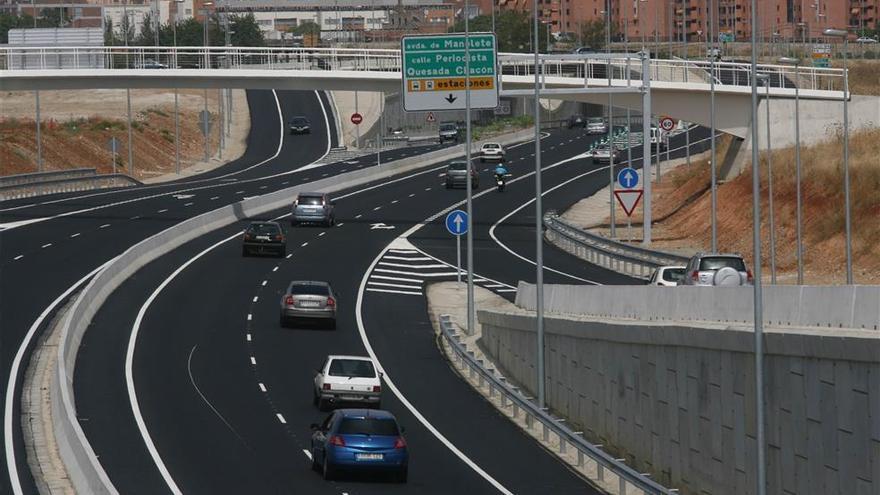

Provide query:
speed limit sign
left=659, top=117, right=675, bottom=132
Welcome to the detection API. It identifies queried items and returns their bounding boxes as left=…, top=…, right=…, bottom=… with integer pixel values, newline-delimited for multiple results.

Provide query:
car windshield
left=662, top=268, right=686, bottom=282
left=595, top=144, right=611, bottom=151
left=570, top=115, right=584, bottom=121
left=289, top=283, right=330, bottom=295
left=338, top=418, right=398, bottom=436
left=328, top=359, right=376, bottom=378
left=448, top=162, right=467, bottom=171
left=297, top=195, right=323, bottom=206
left=588, top=118, right=604, bottom=124
left=292, top=118, right=308, bottom=125
left=440, top=124, right=457, bottom=131
left=699, top=257, right=746, bottom=271
left=248, top=223, right=280, bottom=235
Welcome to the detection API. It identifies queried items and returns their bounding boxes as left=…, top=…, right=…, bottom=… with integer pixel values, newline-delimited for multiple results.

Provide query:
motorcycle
left=494, top=173, right=508, bottom=192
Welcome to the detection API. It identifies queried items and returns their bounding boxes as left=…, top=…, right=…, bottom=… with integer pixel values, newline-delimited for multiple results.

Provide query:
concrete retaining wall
left=515, top=283, right=880, bottom=331
left=478, top=309, right=880, bottom=495
left=51, top=128, right=537, bottom=494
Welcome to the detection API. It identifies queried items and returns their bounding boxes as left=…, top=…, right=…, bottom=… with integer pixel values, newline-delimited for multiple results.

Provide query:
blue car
left=310, top=409, right=408, bottom=483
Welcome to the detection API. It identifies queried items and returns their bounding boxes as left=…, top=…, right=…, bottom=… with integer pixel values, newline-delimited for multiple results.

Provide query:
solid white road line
left=371, top=274, right=423, bottom=283
left=357, top=247, right=514, bottom=495
left=367, top=281, right=423, bottom=290
left=383, top=255, right=434, bottom=261
left=5, top=262, right=109, bottom=495
left=377, top=262, right=449, bottom=269
left=374, top=268, right=460, bottom=277
left=365, top=288, right=424, bottom=296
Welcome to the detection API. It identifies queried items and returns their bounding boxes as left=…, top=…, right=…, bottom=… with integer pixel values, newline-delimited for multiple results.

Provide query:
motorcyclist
left=493, top=163, right=509, bottom=179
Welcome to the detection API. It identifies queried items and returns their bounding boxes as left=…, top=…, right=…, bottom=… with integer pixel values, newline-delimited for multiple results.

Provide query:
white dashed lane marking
left=70, top=232, right=80, bottom=238
left=157, top=209, right=168, bottom=213
left=41, top=243, right=52, bottom=249
left=276, top=413, right=287, bottom=424
left=99, top=224, right=110, bottom=229
left=184, top=202, right=194, bottom=207
left=247, top=334, right=252, bottom=341
left=261, top=280, right=268, bottom=286
left=250, top=357, right=257, bottom=365
left=13, top=255, right=23, bottom=260
left=259, top=383, right=267, bottom=392
left=252, top=296, right=259, bottom=303
left=210, top=196, right=220, bottom=200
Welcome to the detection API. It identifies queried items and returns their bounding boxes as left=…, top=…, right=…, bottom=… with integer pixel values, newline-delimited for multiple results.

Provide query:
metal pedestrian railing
left=0, top=46, right=846, bottom=95
left=544, top=212, right=690, bottom=280
left=438, top=314, right=676, bottom=495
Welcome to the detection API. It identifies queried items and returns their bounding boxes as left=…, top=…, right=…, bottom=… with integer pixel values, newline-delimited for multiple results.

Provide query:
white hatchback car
left=313, top=355, right=382, bottom=411
left=648, top=266, right=687, bottom=286
left=480, top=142, right=505, bottom=162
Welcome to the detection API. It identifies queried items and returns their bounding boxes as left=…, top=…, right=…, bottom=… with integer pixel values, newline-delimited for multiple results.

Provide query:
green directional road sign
left=401, top=33, right=498, bottom=112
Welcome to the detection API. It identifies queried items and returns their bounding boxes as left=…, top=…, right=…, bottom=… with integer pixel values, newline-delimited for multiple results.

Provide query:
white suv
left=313, top=355, right=382, bottom=411
left=681, top=253, right=753, bottom=286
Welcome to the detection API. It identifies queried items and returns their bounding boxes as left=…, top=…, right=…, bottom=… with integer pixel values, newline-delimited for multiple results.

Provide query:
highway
left=0, top=89, right=447, bottom=495
left=2, top=80, right=710, bottom=493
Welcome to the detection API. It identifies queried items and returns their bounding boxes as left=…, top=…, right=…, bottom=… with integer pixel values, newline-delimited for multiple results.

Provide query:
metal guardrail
left=544, top=212, right=690, bottom=280
left=438, top=315, right=675, bottom=495
left=0, top=46, right=845, bottom=94
left=0, top=173, right=141, bottom=201
left=0, top=167, right=97, bottom=188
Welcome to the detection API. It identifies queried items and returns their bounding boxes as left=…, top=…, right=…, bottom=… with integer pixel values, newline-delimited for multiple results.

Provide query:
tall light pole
left=757, top=73, right=776, bottom=284
left=533, top=0, right=545, bottom=409
left=709, top=0, right=718, bottom=251
left=748, top=2, right=766, bottom=495
left=464, top=0, right=475, bottom=347
left=604, top=3, right=615, bottom=238
left=779, top=56, right=804, bottom=284
left=824, top=28, right=853, bottom=284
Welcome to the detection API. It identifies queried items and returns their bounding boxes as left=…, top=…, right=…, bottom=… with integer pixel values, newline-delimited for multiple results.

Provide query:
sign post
left=615, top=167, right=643, bottom=242
left=812, top=43, right=831, bottom=68
left=401, top=33, right=499, bottom=112
left=107, top=137, right=119, bottom=174
left=445, top=210, right=469, bottom=283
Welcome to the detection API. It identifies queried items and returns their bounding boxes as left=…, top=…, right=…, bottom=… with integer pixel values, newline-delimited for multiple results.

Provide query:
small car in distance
left=280, top=280, right=337, bottom=328
left=681, top=253, right=753, bottom=286
left=591, top=143, right=620, bottom=164
left=313, top=355, right=381, bottom=411
left=438, top=122, right=460, bottom=144
left=479, top=142, right=505, bottom=162
left=241, top=221, right=286, bottom=257
left=567, top=114, right=586, bottom=129
left=141, top=59, right=168, bottom=69
left=291, top=192, right=335, bottom=226
left=444, top=160, right=479, bottom=189
left=648, top=266, right=687, bottom=286
left=586, top=117, right=608, bottom=135
left=289, top=116, right=311, bottom=134
left=310, top=409, right=408, bottom=482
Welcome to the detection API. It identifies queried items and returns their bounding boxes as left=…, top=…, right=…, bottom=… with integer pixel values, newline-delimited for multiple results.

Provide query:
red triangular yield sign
left=614, top=189, right=643, bottom=217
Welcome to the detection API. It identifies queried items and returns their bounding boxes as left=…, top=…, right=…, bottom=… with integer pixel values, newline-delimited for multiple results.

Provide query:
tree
left=0, top=13, right=34, bottom=44
left=39, top=7, right=62, bottom=28
left=450, top=11, right=547, bottom=53
left=579, top=19, right=616, bottom=49
left=291, top=20, right=320, bottom=36
left=229, top=14, right=265, bottom=47
left=137, top=13, right=157, bottom=45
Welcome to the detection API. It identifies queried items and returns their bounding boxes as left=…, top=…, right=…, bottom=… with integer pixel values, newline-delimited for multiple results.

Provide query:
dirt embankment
left=624, top=129, right=880, bottom=285
left=0, top=89, right=249, bottom=181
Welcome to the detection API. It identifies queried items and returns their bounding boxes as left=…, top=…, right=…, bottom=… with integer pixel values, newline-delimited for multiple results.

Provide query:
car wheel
left=395, top=467, right=408, bottom=483
left=322, top=458, right=335, bottom=480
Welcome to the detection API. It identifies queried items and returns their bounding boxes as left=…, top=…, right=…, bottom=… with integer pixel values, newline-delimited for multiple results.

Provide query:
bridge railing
left=0, top=46, right=845, bottom=93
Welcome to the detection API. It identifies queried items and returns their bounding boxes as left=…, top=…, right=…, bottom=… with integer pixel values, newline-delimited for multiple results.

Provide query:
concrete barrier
left=515, top=283, right=880, bottom=331
left=51, top=127, right=537, bottom=494
left=477, top=308, right=880, bottom=495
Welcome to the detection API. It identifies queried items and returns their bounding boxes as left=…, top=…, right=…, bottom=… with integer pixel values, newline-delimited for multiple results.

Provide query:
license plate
left=356, top=453, right=383, bottom=461
left=299, top=301, right=320, bottom=308
left=341, top=394, right=361, bottom=400
left=256, top=236, right=270, bottom=241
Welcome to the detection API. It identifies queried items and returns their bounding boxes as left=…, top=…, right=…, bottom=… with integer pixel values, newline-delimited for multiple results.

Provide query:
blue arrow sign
left=617, top=167, right=639, bottom=189
left=445, top=210, right=468, bottom=236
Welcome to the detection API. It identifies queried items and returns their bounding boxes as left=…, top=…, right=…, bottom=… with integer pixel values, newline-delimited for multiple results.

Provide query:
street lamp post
left=757, top=73, right=777, bottom=284
left=779, top=56, right=804, bottom=284
left=604, top=4, right=616, bottom=238
left=533, top=0, right=546, bottom=409
left=824, top=28, right=853, bottom=284
left=709, top=0, right=718, bottom=251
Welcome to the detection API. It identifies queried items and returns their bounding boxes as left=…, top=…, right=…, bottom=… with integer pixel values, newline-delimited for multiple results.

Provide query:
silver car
left=591, top=143, right=620, bottom=164
left=586, top=117, right=608, bottom=135
left=648, top=266, right=687, bottom=286
left=291, top=192, right=335, bottom=226
left=444, top=160, right=479, bottom=189
left=681, top=253, right=753, bottom=286
left=280, top=281, right=338, bottom=328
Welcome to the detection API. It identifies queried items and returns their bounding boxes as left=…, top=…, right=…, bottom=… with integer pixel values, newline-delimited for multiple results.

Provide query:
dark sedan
left=241, top=221, right=286, bottom=257
left=289, top=116, right=311, bottom=134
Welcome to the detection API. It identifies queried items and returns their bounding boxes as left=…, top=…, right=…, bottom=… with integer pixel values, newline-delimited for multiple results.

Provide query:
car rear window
left=588, top=118, right=604, bottom=124
left=662, top=268, right=686, bottom=282
left=248, top=223, right=280, bottom=234
left=699, top=257, right=746, bottom=272
left=297, top=195, right=323, bottom=206
left=440, top=124, right=456, bottom=131
left=483, top=144, right=500, bottom=149
left=289, top=283, right=330, bottom=296
left=338, top=418, right=399, bottom=436
left=329, top=359, right=377, bottom=378
left=292, top=118, right=308, bottom=125
left=448, top=162, right=467, bottom=171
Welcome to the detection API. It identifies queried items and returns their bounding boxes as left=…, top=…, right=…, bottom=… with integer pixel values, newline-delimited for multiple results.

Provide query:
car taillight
left=284, top=295, right=295, bottom=305
left=747, top=270, right=754, bottom=283
left=244, top=233, right=253, bottom=240
left=326, top=297, right=336, bottom=307
left=372, top=385, right=381, bottom=393
left=274, top=234, right=284, bottom=241
left=329, top=435, right=345, bottom=447
left=322, top=383, right=331, bottom=390
left=691, top=270, right=699, bottom=281
left=393, top=437, right=406, bottom=449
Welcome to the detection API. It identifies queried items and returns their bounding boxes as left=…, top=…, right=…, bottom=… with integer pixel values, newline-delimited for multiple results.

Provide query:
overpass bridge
left=0, top=46, right=847, bottom=140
